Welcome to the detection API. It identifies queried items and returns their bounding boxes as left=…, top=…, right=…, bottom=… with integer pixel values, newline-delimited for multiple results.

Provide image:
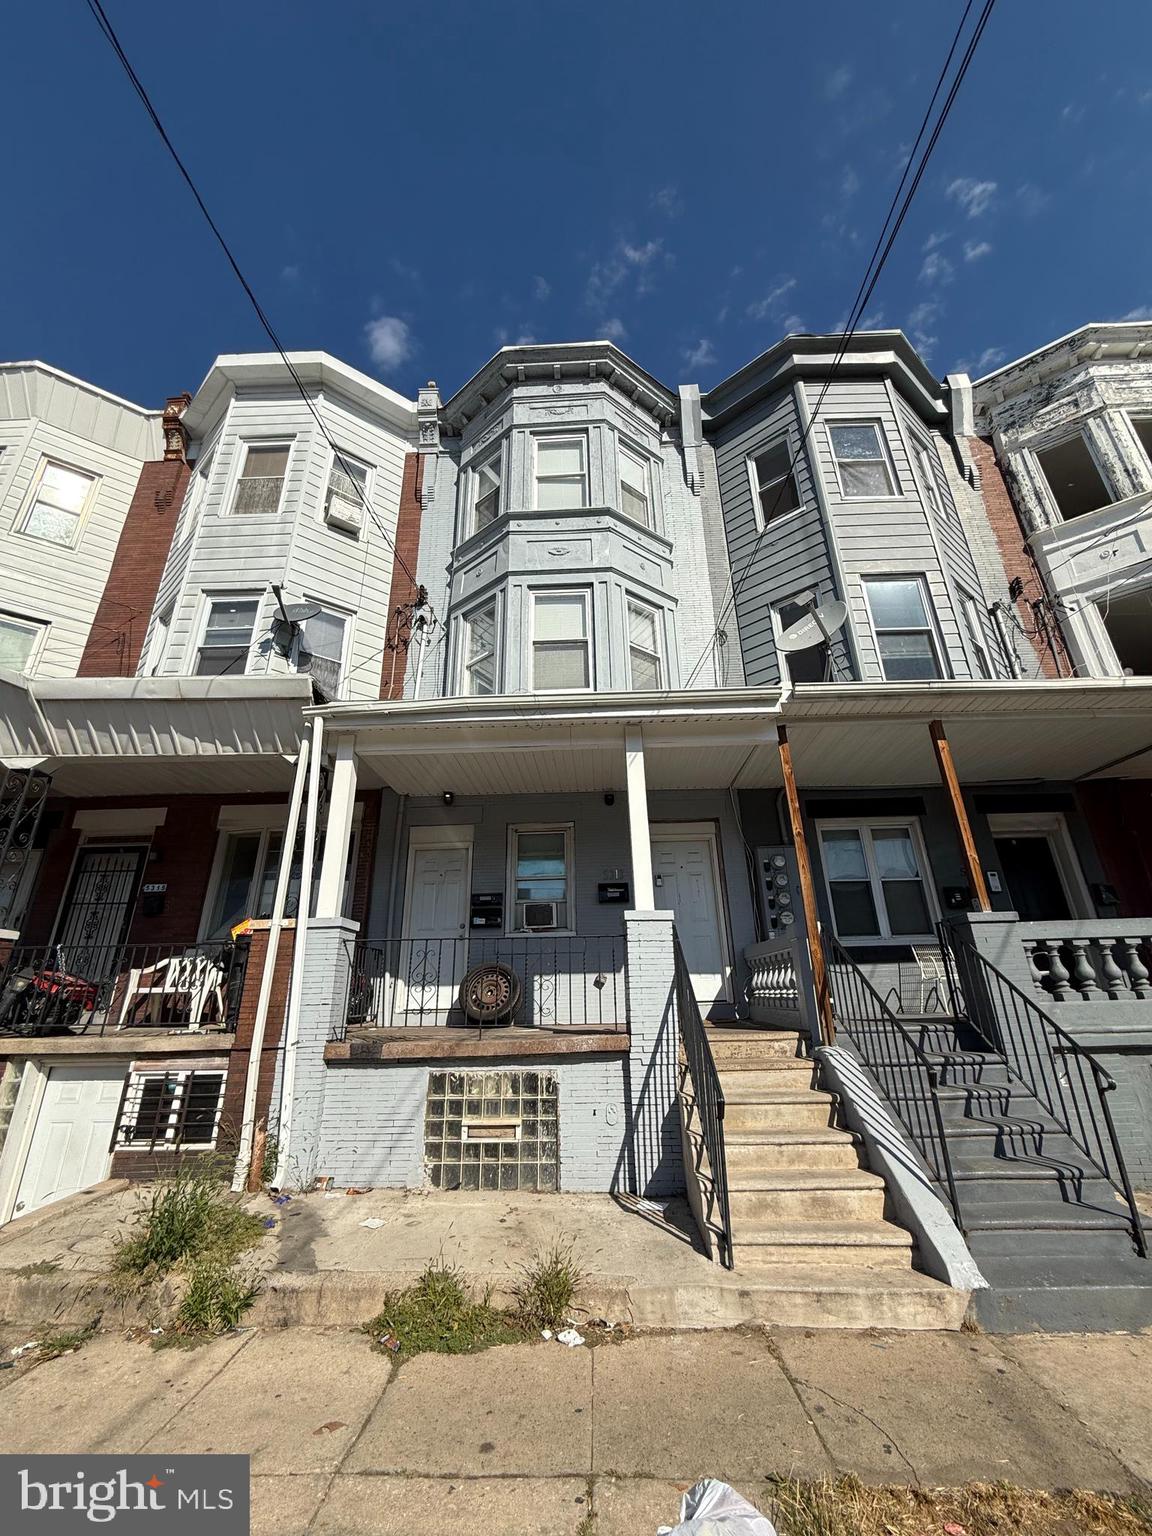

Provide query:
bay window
left=18, top=459, right=97, bottom=546
left=195, top=597, right=259, bottom=676
left=627, top=599, right=663, bottom=689
left=818, top=820, right=934, bottom=940
left=472, top=453, right=502, bottom=532
left=463, top=600, right=498, bottom=695
left=828, top=423, right=897, bottom=498
left=864, top=576, right=943, bottom=681
left=619, top=446, right=652, bottom=527
left=534, top=436, right=587, bottom=510
left=232, top=442, right=291, bottom=515
left=749, top=441, right=801, bottom=525
left=296, top=607, right=348, bottom=699
left=531, top=591, right=590, bottom=690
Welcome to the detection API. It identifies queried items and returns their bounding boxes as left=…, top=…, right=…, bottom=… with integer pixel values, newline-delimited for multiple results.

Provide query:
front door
left=651, top=835, right=729, bottom=1011
left=13, top=1063, right=124, bottom=1217
left=52, top=844, right=148, bottom=970
left=398, top=843, right=471, bottom=1021
left=993, top=835, right=1073, bottom=922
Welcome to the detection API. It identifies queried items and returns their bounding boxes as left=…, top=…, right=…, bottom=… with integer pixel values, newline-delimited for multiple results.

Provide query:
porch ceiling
left=334, top=680, right=1152, bottom=793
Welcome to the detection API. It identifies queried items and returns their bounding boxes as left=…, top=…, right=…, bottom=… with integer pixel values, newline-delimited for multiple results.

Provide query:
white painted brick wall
left=623, top=911, right=685, bottom=1198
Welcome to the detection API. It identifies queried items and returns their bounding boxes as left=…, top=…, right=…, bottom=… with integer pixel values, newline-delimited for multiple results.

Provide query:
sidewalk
left=0, top=1325, right=1148, bottom=1534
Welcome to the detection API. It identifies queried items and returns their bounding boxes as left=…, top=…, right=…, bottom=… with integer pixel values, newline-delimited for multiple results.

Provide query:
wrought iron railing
left=825, top=932, right=964, bottom=1230
left=938, top=923, right=1147, bottom=1257
left=674, top=931, right=733, bottom=1268
left=337, top=934, right=626, bottom=1040
left=0, top=940, right=246, bottom=1038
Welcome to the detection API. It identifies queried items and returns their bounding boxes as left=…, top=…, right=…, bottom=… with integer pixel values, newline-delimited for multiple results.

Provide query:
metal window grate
left=116, top=1069, right=226, bottom=1151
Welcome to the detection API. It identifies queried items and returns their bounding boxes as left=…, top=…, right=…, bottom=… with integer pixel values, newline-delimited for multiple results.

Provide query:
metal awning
left=311, top=679, right=1152, bottom=795
left=0, top=673, right=311, bottom=794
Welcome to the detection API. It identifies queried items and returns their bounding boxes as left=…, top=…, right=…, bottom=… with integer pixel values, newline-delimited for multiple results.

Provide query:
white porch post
left=625, top=726, right=654, bottom=909
left=316, top=734, right=358, bottom=917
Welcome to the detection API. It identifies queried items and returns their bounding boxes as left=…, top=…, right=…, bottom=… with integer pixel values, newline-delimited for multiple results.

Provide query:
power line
left=681, top=0, right=997, bottom=692
left=81, top=0, right=428, bottom=605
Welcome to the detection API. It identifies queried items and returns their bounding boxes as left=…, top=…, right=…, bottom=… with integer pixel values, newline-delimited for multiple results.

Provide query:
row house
left=0, top=329, right=1149, bottom=1331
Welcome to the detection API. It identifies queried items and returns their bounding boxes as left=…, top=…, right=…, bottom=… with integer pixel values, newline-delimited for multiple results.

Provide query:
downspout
left=232, top=728, right=311, bottom=1192
left=273, top=714, right=325, bottom=1188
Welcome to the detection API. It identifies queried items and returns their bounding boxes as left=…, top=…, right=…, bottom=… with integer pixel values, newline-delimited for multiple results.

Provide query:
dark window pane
left=883, top=880, right=932, bottom=935
left=878, top=633, right=941, bottom=681
left=829, top=880, right=880, bottom=936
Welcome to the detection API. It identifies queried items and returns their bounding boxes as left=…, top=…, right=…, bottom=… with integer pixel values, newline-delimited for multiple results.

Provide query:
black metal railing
left=113, top=1067, right=228, bottom=1153
left=674, top=932, right=733, bottom=1268
left=0, top=940, right=245, bottom=1038
left=826, top=933, right=965, bottom=1230
left=337, top=934, right=626, bottom=1040
left=938, top=923, right=1147, bottom=1257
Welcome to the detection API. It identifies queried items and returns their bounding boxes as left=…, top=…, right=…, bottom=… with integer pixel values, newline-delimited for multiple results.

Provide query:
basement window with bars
left=116, top=1069, right=227, bottom=1151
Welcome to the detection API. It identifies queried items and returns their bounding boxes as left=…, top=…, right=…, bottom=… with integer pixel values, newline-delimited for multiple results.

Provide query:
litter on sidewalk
left=658, top=1479, right=777, bottom=1536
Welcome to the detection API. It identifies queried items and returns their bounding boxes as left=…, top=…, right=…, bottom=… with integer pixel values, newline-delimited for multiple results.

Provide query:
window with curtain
left=203, top=822, right=358, bottom=938
left=195, top=598, right=259, bottom=676
left=19, top=460, right=97, bottom=545
left=0, top=613, right=44, bottom=675
left=463, top=601, right=497, bottom=694
left=864, top=576, right=943, bottom=681
left=534, top=437, right=587, bottom=510
left=819, top=822, right=933, bottom=940
left=627, top=600, right=663, bottom=689
left=531, top=591, right=590, bottom=690
left=619, top=446, right=652, bottom=527
left=828, top=423, right=897, bottom=498
left=297, top=608, right=347, bottom=698
left=472, top=453, right=502, bottom=531
left=511, top=827, right=571, bottom=930
left=232, top=443, right=291, bottom=515
left=326, top=450, right=370, bottom=519
left=750, top=441, right=801, bottom=524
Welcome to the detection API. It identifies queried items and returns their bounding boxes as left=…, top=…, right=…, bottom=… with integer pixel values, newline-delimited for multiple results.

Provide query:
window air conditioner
left=325, top=491, right=363, bottom=535
left=523, top=901, right=558, bottom=930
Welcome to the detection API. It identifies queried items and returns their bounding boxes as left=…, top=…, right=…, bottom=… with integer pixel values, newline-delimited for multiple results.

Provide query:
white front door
left=14, top=1063, right=124, bottom=1217
left=651, top=835, right=729, bottom=1010
left=398, top=843, right=471, bottom=1021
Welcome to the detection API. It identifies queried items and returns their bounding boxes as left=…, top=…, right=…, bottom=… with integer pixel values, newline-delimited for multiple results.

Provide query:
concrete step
left=716, top=1063, right=816, bottom=1092
left=723, top=1128, right=864, bottom=1172
left=967, top=1253, right=1152, bottom=1333
left=704, top=1028, right=806, bottom=1063
left=728, top=1169, right=887, bottom=1223
left=723, top=1091, right=838, bottom=1133
left=732, top=1218, right=915, bottom=1269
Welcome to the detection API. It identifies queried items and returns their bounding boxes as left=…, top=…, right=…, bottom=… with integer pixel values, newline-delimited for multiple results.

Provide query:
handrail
left=673, top=931, right=733, bottom=1269
left=938, top=922, right=1147, bottom=1258
left=825, top=932, right=965, bottom=1230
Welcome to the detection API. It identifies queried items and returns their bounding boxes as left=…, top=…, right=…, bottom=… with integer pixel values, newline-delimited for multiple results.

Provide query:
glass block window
left=424, top=1070, right=559, bottom=1191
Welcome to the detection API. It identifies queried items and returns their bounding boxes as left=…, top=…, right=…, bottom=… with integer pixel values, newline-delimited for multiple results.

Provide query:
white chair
left=119, top=952, right=227, bottom=1028
left=908, top=944, right=948, bottom=1014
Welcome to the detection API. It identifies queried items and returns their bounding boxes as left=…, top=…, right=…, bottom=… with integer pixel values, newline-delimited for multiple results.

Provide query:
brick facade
left=379, top=452, right=424, bottom=699
left=1077, top=780, right=1152, bottom=917
left=78, top=458, right=191, bottom=677
left=966, top=436, right=1066, bottom=678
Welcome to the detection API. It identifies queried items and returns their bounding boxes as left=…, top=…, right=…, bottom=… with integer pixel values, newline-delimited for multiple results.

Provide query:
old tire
left=458, top=962, right=522, bottom=1026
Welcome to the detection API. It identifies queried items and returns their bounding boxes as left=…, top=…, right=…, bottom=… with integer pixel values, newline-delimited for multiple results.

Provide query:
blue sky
left=4, top=1, right=1151, bottom=407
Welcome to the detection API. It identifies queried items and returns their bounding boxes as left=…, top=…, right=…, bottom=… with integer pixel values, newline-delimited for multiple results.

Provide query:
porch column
left=776, top=723, right=834, bottom=1046
left=316, top=734, right=359, bottom=917
left=929, top=719, right=992, bottom=912
left=625, top=727, right=654, bottom=908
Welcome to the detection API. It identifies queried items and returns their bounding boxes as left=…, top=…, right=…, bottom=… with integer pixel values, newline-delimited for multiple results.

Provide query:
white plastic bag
left=657, top=1478, right=777, bottom=1536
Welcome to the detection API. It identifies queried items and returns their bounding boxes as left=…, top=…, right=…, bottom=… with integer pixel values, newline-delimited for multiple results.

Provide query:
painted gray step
left=969, top=1254, right=1152, bottom=1333
left=961, top=1199, right=1136, bottom=1234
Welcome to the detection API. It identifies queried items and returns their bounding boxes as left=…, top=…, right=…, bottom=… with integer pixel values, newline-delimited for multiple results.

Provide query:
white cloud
left=860, top=308, right=886, bottom=329
left=600, top=317, right=627, bottom=341
left=963, top=240, right=993, bottom=262
left=280, top=264, right=300, bottom=282
left=920, top=250, right=955, bottom=286
left=494, top=327, right=537, bottom=346
left=683, top=338, right=718, bottom=370
left=824, top=65, right=853, bottom=99
left=840, top=166, right=860, bottom=199
left=922, top=230, right=949, bottom=252
left=650, top=184, right=683, bottom=217
left=622, top=239, right=662, bottom=267
left=975, top=346, right=1006, bottom=373
left=946, top=176, right=997, bottom=218
left=1016, top=182, right=1049, bottom=216
left=586, top=237, right=668, bottom=313
left=1060, top=102, right=1085, bottom=124
left=907, top=300, right=942, bottom=355
left=364, top=315, right=412, bottom=370
left=1121, top=306, right=1152, bottom=321
left=779, top=313, right=806, bottom=334
left=532, top=275, right=551, bottom=301
left=747, top=276, right=798, bottom=321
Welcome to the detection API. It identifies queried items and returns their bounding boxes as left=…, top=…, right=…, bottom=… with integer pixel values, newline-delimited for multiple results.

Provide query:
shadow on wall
left=612, top=986, right=684, bottom=1200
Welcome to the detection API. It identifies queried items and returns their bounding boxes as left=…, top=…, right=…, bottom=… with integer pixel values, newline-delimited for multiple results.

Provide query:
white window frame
left=618, top=442, right=653, bottom=528
left=862, top=574, right=947, bottom=682
left=1127, top=412, right=1152, bottom=470
left=461, top=597, right=499, bottom=696
left=0, top=610, right=48, bottom=676
left=179, top=446, right=215, bottom=543
left=532, top=433, right=588, bottom=511
left=746, top=438, right=802, bottom=529
left=626, top=596, right=663, bottom=690
left=911, top=436, right=945, bottom=521
left=143, top=605, right=173, bottom=677
left=470, top=447, right=504, bottom=535
left=15, top=457, right=100, bottom=548
left=193, top=592, right=262, bottom=678
left=815, top=816, right=939, bottom=944
left=771, top=593, right=830, bottom=684
left=529, top=588, right=593, bottom=693
left=506, top=822, right=576, bottom=935
left=292, top=602, right=352, bottom=698
left=959, top=591, right=994, bottom=679
left=117, top=1068, right=227, bottom=1151
left=826, top=420, right=900, bottom=500
left=230, top=439, right=294, bottom=517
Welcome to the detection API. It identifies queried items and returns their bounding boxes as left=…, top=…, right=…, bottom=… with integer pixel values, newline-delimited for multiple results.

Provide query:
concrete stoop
left=680, top=1022, right=968, bottom=1330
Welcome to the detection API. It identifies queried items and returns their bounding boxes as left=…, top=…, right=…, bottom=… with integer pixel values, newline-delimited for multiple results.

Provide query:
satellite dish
left=778, top=599, right=848, bottom=653
left=283, top=601, right=322, bottom=625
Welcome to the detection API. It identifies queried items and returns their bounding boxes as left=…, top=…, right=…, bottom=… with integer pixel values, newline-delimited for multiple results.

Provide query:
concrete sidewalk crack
left=303, top=1352, right=402, bottom=1531
left=134, top=1328, right=257, bottom=1453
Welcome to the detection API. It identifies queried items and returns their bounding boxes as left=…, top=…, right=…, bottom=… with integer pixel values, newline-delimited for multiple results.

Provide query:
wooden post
left=777, top=723, right=835, bottom=1046
left=929, top=718, right=992, bottom=912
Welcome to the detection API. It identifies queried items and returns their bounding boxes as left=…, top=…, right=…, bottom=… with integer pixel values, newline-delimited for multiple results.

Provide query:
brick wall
left=966, top=436, right=1065, bottom=678
left=217, top=925, right=295, bottom=1161
left=379, top=452, right=424, bottom=699
left=1077, top=780, right=1152, bottom=916
left=78, top=459, right=191, bottom=677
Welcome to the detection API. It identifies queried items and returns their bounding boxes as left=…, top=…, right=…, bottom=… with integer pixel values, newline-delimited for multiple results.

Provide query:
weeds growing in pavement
left=112, top=1164, right=265, bottom=1280
left=363, top=1262, right=523, bottom=1359
left=169, top=1259, right=262, bottom=1342
left=511, top=1240, right=587, bottom=1332
left=34, top=1318, right=100, bottom=1361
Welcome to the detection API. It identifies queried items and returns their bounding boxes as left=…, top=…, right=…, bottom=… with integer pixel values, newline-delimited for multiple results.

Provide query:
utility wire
left=81, top=0, right=429, bottom=607
left=680, top=0, right=997, bottom=692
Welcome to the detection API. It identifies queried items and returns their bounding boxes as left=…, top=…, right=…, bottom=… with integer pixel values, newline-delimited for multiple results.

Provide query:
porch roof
left=312, top=679, right=1152, bottom=795
left=0, top=673, right=310, bottom=795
